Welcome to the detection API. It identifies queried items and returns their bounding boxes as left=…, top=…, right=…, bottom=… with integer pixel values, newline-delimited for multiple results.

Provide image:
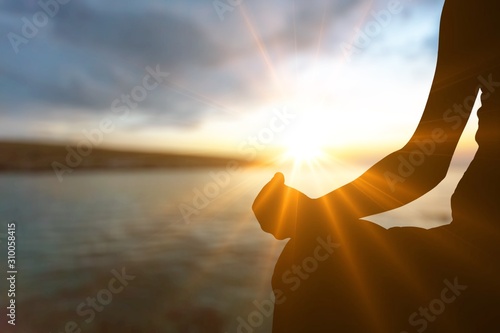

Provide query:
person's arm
left=317, top=1, right=482, bottom=219
left=253, top=1, right=483, bottom=239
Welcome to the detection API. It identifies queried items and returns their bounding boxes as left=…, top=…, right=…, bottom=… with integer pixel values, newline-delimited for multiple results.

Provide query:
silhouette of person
left=253, top=1, right=500, bottom=332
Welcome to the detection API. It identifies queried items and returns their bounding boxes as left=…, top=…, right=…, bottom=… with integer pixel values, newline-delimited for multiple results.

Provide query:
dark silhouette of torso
left=254, top=1, right=500, bottom=332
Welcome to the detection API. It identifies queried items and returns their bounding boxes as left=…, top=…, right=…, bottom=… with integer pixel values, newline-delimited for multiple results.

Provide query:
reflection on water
left=0, top=166, right=466, bottom=332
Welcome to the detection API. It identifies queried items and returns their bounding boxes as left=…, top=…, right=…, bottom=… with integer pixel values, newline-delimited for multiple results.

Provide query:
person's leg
left=271, top=218, right=392, bottom=333
left=271, top=215, right=500, bottom=333
left=443, top=155, right=500, bottom=329
left=386, top=223, right=500, bottom=332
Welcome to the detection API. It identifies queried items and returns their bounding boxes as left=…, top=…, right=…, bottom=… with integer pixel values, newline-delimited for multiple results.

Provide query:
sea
left=0, top=163, right=470, bottom=333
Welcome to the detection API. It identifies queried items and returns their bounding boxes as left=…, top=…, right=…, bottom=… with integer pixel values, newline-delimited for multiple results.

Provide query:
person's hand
left=252, top=173, right=314, bottom=240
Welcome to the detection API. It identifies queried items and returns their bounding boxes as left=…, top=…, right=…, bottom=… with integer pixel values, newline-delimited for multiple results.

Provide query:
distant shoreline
left=0, top=141, right=476, bottom=173
left=0, top=141, right=259, bottom=172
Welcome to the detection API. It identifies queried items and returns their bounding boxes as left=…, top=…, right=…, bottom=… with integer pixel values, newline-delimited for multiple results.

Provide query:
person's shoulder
left=443, top=0, right=498, bottom=19
left=441, top=0, right=498, bottom=39
left=437, top=0, right=499, bottom=70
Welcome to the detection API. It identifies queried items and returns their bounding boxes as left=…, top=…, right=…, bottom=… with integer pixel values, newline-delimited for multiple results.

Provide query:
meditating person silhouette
left=253, top=1, right=500, bottom=332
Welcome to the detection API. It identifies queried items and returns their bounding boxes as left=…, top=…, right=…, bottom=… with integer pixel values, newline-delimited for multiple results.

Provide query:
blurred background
left=0, top=0, right=483, bottom=332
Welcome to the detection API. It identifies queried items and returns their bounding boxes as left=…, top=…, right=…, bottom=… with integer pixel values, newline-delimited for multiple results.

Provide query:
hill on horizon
left=0, top=141, right=257, bottom=172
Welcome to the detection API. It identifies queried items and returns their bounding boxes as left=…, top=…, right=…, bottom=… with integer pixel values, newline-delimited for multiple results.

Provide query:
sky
left=0, top=0, right=480, bottom=160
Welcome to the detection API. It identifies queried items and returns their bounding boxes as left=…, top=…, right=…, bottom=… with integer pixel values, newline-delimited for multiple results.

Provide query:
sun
left=281, top=125, right=327, bottom=165
left=285, top=140, right=324, bottom=163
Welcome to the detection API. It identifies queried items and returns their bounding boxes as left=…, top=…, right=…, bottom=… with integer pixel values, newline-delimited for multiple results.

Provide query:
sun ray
left=162, top=79, right=240, bottom=115
left=170, top=0, right=432, bottom=325
left=292, top=0, right=298, bottom=78
left=314, top=193, right=397, bottom=330
left=341, top=0, right=376, bottom=64
left=239, top=4, right=285, bottom=96
left=313, top=2, right=329, bottom=64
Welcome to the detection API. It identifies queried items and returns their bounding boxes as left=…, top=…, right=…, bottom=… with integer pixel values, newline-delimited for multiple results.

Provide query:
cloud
left=0, top=0, right=443, bottom=141
left=0, top=1, right=216, bottom=107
